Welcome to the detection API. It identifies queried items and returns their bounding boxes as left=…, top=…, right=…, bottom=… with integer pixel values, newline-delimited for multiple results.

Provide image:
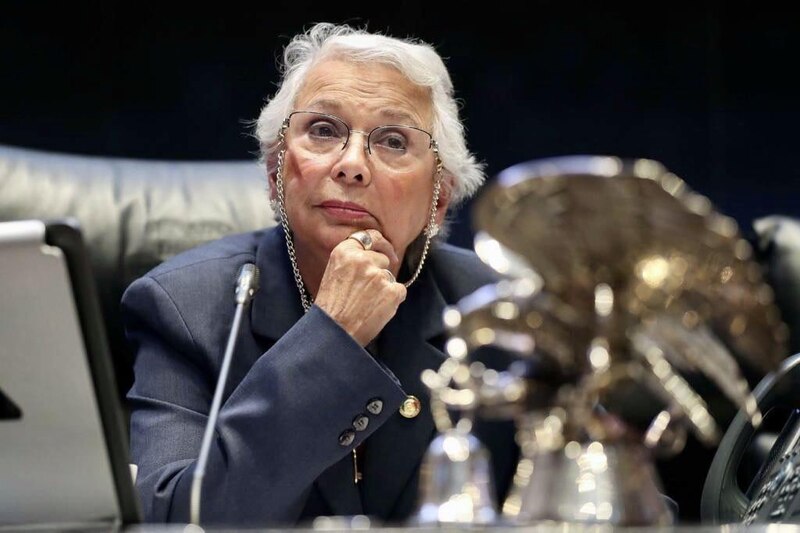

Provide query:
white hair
left=254, top=22, right=485, bottom=209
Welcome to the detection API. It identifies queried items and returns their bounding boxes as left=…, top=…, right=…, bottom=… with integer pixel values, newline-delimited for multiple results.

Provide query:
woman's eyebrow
left=303, top=99, right=422, bottom=128
left=377, top=109, right=421, bottom=127
left=303, top=99, right=341, bottom=114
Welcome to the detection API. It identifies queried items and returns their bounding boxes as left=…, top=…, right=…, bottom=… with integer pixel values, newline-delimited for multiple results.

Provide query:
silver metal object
left=347, top=230, right=374, bottom=251
left=506, top=439, right=673, bottom=525
left=412, top=346, right=501, bottom=524
left=417, top=155, right=789, bottom=526
left=412, top=424, right=498, bottom=525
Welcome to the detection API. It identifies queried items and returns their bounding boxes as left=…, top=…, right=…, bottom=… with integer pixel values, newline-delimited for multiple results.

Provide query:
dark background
left=2, top=1, right=798, bottom=522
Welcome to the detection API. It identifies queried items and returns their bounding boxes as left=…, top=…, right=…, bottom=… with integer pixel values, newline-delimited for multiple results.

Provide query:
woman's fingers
left=343, top=229, right=400, bottom=272
left=314, top=229, right=406, bottom=346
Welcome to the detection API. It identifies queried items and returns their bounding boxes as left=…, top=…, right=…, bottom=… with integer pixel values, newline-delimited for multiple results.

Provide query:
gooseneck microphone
left=190, top=263, right=260, bottom=525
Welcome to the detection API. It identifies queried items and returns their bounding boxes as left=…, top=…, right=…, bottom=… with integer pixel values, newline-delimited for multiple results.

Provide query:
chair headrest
left=0, top=144, right=274, bottom=283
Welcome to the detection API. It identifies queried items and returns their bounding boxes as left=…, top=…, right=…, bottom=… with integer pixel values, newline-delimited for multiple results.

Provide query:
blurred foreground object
left=415, top=155, right=789, bottom=526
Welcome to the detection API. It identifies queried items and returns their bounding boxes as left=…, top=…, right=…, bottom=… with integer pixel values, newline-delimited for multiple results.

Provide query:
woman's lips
left=318, top=201, right=372, bottom=220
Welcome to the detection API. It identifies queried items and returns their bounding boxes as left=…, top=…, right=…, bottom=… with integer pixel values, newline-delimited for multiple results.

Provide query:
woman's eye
left=375, top=131, right=408, bottom=151
left=308, top=122, right=340, bottom=138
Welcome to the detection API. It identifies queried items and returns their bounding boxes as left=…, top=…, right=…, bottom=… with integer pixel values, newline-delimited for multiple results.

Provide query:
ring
left=348, top=230, right=373, bottom=251
left=383, top=269, right=396, bottom=283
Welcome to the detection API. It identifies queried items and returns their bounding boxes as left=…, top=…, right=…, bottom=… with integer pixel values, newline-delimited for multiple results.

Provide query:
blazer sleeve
left=122, top=275, right=407, bottom=525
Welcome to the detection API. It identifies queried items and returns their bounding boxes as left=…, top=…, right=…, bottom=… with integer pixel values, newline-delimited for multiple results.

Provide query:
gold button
left=399, top=395, right=421, bottom=418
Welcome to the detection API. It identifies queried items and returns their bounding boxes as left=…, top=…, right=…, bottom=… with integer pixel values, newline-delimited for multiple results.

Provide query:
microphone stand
left=190, top=263, right=259, bottom=525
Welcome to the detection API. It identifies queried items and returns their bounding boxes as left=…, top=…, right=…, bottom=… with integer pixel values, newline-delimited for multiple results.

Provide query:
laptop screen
left=0, top=219, right=141, bottom=527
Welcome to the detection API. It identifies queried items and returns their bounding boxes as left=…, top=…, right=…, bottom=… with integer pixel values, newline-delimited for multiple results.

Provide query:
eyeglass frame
left=280, top=110, right=439, bottom=160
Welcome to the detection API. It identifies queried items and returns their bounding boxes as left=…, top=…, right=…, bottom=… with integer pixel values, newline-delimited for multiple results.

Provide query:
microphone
left=190, top=263, right=260, bottom=525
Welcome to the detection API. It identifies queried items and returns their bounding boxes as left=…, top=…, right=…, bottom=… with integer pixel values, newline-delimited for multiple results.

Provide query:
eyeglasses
left=282, top=110, right=437, bottom=173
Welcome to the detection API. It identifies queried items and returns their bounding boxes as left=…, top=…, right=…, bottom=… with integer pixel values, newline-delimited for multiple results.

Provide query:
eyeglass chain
left=274, top=119, right=443, bottom=314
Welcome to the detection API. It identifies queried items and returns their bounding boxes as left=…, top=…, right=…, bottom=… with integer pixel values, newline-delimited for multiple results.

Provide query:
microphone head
left=235, top=263, right=260, bottom=304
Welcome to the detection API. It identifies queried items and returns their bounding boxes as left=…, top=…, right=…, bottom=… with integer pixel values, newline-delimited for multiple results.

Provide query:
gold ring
left=348, top=230, right=373, bottom=251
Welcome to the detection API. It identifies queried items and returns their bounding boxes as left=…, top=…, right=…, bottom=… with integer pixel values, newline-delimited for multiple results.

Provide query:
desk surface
left=2, top=522, right=795, bottom=533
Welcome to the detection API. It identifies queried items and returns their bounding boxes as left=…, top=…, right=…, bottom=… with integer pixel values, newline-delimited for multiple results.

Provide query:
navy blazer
left=122, top=226, right=519, bottom=526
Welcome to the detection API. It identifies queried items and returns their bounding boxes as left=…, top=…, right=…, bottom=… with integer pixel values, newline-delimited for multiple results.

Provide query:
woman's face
left=274, top=59, right=450, bottom=272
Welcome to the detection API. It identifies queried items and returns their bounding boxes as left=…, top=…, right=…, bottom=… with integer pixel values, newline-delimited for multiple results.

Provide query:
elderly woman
left=122, top=22, right=515, bottom=525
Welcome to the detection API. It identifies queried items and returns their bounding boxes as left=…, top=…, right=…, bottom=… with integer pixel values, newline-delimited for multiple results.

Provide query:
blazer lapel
left=249, top=227, right=364, bottom=516
left=250, top=226, right=306, bottom=340
left=361, top=265, right=449, bottom=519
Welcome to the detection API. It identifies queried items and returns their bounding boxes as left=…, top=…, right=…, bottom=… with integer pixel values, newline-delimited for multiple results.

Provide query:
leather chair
left=753, top=215, right=800, bottom=355
left=0, top=143, right=276, bottom=404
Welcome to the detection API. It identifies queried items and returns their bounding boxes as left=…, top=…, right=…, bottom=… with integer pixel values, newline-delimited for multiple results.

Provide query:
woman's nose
left=331, top=131, right=372, bottom=185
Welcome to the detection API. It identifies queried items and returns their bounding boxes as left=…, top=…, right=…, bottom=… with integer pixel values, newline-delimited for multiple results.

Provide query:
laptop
left=0, top=219, right=141, bottom=528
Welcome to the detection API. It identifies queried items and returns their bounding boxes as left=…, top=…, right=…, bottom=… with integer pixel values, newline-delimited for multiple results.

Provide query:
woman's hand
left=314, top=229, right=407, bottom=346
